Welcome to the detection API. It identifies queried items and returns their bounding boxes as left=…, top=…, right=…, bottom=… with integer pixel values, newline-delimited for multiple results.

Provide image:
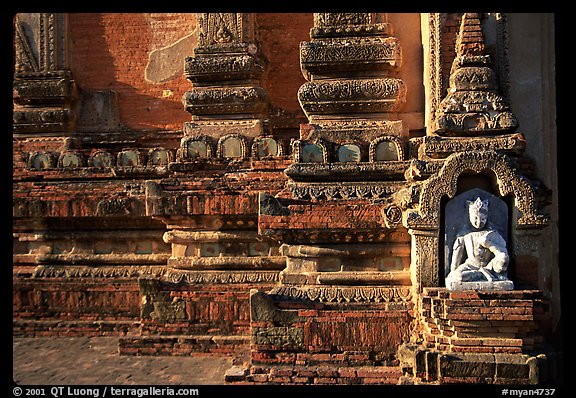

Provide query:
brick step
left=119, top=334, right=250, bottom=356
left=13, top=319, right=140, bottom=337
left=228, top=363, right=405, bottom=385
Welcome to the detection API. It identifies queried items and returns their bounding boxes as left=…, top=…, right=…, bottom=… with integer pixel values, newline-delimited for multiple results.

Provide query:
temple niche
left=12, top=12, right=560, bottom=386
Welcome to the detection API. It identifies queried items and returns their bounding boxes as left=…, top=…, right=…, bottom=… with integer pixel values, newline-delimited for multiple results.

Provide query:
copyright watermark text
left=13, top=387, right=199, bottom=398
left=502, top=389, right=556, bottom=396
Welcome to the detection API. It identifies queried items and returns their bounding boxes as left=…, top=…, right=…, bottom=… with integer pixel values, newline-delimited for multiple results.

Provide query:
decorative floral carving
left=163, top=269, right=279, bottom=284
left=382, top=204, right=403, bottom=228
left=288, top=180, right=405, bottom=200
left=182, top=86, right=268, bottom=116
left=405, top=150, right=548, bottom=229
left=268, top=285, right=412, bottom=303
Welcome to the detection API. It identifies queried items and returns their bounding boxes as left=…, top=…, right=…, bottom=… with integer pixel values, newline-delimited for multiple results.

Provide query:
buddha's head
left=467, top=197, right=489, bottom=229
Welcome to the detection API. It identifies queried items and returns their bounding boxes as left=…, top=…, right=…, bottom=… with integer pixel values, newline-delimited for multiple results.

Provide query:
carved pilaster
left=182, top=13, right=268, bottom=121
left=257, top=13, right=413, bottom=290
left=284, top=13, right=408, bottom=186
left=408, top=229, right=440, bottom=293
left=297, top=13, right=405, bottom=126
left=179, top=13, right=270, bottom=165
left=13, top=13, right=78, bottom=135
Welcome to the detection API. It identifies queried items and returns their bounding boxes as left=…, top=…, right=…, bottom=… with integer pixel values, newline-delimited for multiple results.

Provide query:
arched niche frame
left=403, top=150, right=548, bottom=292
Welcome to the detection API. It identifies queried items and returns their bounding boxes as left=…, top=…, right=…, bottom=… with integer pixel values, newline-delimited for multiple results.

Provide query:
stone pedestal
left=397, top=288, right=557, bottom=384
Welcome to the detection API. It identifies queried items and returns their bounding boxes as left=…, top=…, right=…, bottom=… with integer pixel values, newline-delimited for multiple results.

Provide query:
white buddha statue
left=445, top=197, right=511, bottom=287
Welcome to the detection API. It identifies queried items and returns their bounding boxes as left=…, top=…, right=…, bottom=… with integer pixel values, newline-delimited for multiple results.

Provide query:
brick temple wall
left=13, top=278, right=141, bottom=336
left=67, top=13, right=313, bottom=133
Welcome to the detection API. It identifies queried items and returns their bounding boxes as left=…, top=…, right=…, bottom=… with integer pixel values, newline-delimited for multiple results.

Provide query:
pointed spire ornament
left=434, top=13, right=518, bottom=136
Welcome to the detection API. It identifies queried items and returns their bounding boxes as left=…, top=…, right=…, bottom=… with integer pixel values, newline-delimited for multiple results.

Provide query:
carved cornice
left=167, top=256, right=286, bottom=270
left=288, top=180, right=406, bottom=201
left=31, top=265, right=281, bottom=286
left=268, top=285, right=412, bottom=303
left=421, top=132, right=526, bottom=159
left=162, top=269, right=280, bottom=284
left=300, top=36, right=401, bottom=80
left=182, top=86, right=268, bottom=116
left=285, top=161, right=409, bottom=182
left=184, top=54, right=264, bottom=83
left=298, top=78, right=406, bottom=119
left=32, top=265, right=167, bottom=279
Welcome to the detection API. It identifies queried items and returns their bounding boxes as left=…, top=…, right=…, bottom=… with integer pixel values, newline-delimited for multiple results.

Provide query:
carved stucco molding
left=33, top=265, right=167, bottom=279
left=423, top=13, right=444, bottom=132
left=163, top=269, right=280, bottom=284
left=13, top=13, right=77, bottom=135
left=268, top=285, right=412, bottom=303
left=196, top=13, right=255, bottom=51
left=404, top=150, right=548, bottom=230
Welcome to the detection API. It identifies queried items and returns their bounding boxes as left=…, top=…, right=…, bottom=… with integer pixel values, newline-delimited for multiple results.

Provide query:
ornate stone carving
left=196, top=13, right=255, bottom=50
left=32, top=265, right=166, bottom=279
left=293, top=11, right=407, bottom=167
left=288, top=180, right=405, bottom=201
left=310, top=13, right=392, bottom=38
left=404, top=151, right=548, bottom=230
left=13, top=14, right=77, bottom=134
left=408, top=229, right=440, bottom=291
left=163, top=269, right=280, bottom=284
left=183, top=13, right=268, bottom=121
left=433, top=13, right=518, bottom=136
left=301, top=120, right=406, bottom=144
left=300, top=36, right=401, bottom=81
left=182, top=86, right=268, bottom=117
left=298, top=78, right=406, bottom=119
left=420, top=132, right=525, bottom=159
left=185, top=54, right=263, bottom=83
left=382, top=204, right=403, bottom=228
left=268, top=285, right=412, bottom=303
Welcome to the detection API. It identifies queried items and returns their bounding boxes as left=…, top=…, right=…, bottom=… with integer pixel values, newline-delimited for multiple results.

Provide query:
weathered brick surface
left=141, top=280, right=279, bottom=336
left=250, top=300, right=414, bottom=379
left=13, top=277, right=141, bottom=336
left=256, top=13, right=312, bottom=116
left=69, top=13, right=196, bottom=131
left=240, top=364, right=404, bottom=385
